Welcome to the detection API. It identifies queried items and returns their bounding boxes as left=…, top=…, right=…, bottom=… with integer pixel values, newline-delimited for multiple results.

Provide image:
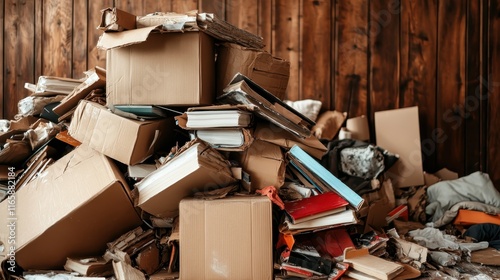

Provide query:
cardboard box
left=98, top=27, right=215, bottom=106
left=216, top=43, right=290, bottom=100
left=0, top=145, right=142, bottom=269
left=68, top=100, right=175, bottom=165
left=234, top=139, right=286, bottom=191
left=180, top=196, right=273, bottom=280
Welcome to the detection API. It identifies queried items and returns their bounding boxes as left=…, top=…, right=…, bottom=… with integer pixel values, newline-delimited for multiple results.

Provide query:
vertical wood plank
left=34, top=0, right=43, bottom=80
left=88, top=0, right=113, bottom=69
left=43, top=0, right=72, bottom=77
left=142, top=0, right=172, bottom=14
left=488, top=0, right=500, bottom=189
left=199, top=0, right=225, bottom=19
left=258, top=0, right=272, bottom=52
left=400, top=0, right=438, bottom=172
left=226, top=0, right=258, bottom=34
left=4, top=0, right=36, bottom=119
left=436, top=0, right=466, bottom=175
left=115, top=0, right=144, bottom=15
left=171, top=0, right=198, bottom=13
left=464, top=0, right=484, bottom=174
left=335, top=0, right=369, bottom=118
left=301, top=0, right=331, bottom=108
left=273, top=0, right=301, bottom=101
left=370, top=0, right=400, bottom=111
left=72, top=0, right=88, bottom=78
left=0, top=0, right=4, bottom=118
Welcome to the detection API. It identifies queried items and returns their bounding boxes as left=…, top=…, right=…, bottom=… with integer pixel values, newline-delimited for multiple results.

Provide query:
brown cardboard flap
left=97, top=25, right=159, bottom=49
left=346, top=115, right=370, bottom=142
left=98, top=7, right=137, bottom=32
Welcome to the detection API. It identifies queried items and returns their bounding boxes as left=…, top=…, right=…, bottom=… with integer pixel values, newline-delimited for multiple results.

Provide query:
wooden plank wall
left=1, top=0, right=499, bottom=187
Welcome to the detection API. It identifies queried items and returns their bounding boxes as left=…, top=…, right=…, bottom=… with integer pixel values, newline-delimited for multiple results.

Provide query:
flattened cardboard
left=234, top=139, right=286, bottom=190
left=68, top=100, right=175, bottom=165
left=0, top=145, right=142, bottom=269
left=102, top=28, right=215, bottom=106
left=53, top=67, right=106, bottom=117
left=254, top=122, right=327, bottom=159
left=375, top=107, right=424, bottom=188
left=346, top=115, right=370, bottom=142
left=471, top=248, right=500, bottom=266
left=216, top=43, right=290, bottom=99
left=180, top=196, right=273, bottom=280
left=312, top=110, right=347, bottom=141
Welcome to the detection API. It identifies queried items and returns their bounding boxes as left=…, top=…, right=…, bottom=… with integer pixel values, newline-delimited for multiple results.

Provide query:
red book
left=285, top=192, right=349, bottom=224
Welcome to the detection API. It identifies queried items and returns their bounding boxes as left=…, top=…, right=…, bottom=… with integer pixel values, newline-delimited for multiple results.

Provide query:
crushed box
left=180, top=196, right=273, bottom=280
left=0, top=145, right=142, bottom=269
left=98, top=27, right=215, bottom=106
left=68, top=100, right=175, bottom=165
left=216, top=43, right=290, bottom=100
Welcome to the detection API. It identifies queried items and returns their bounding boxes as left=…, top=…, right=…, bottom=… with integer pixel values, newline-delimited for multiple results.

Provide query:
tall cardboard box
left=68, top=100, right=175, bottom=165
left=216, top=43, right=290, bottom=100
left=98, top=27, right=215, bottom=106
left=0, top=145, right=142, bottom=269
left=180, top=196, right=273, bottom=280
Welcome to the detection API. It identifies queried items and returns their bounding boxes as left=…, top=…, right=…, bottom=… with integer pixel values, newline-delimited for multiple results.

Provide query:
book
left=218, top=73, right=314, bottom=138
left=281, top=209, right=358, bottom=235
left=64, top=257, right=113, bottom=277
left=186, top=110, right=252, bottom=128
left=285, top=192, right=349, bottom=224
left=386, top=204, right=409, bottom=223
left=288, top=145, right=365, bottom=210
left=343, top=248, right=404, bottom=280
left=114, top=105, right=170, bottom=119
left=135, top=139, right=236, bottom=218
left=192, top=128, right=253, bottom=151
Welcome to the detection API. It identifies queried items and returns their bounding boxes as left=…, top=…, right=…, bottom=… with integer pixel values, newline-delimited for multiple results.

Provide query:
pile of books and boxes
left=0, top=7, right=427, bottom=280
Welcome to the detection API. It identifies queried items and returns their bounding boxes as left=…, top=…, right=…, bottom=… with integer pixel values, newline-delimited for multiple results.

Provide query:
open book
left=64, top=257, right=113, bottom=277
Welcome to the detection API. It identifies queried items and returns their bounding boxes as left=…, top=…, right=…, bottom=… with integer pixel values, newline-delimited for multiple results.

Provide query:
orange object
left=453, top=209, right=500, bottom=226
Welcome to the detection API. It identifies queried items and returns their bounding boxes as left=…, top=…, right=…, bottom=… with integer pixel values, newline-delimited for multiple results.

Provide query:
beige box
left=68, top=100, right=175, bottom=165
left=216, top=43, right=290, bottom=100
left=0, top=145, right=142, bottom=269
left=98, top=27, right=215, bottom=106
left=180, top=196, right=273, bottom=280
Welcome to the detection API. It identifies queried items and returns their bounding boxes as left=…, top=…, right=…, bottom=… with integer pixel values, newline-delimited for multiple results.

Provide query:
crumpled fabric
left=321, top=139, right=398, bottom=194
left=340, top=145, right=384, bottom=179
left=464, top=223, right=500, bottom=250
left=408, top=227, right=459, bottom=250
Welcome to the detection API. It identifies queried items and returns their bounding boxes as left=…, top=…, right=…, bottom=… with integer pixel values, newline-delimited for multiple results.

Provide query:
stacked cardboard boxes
left=0, top=7, right=450, bottom=280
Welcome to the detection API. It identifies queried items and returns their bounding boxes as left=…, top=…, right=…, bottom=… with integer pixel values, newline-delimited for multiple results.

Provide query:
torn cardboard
left=99, top=27, right=215, bottom=106
left=234, top=139, right=286, bottom=190
left=312, top=110, right=347, bottom=141
left=375, top=106, right=424, bottom=188
left=216, top=43, right=290, bottom=100
left=254, top=122, right=327, bottom=159
left=68, top=100, right=175, bottom=165
left=180, top=196, right=273, bottom=280
left=98, top=7, right=137, bottom=32
left=0, top=145, right=142, bottom=269
left=346, top=115, right=370, bottom=142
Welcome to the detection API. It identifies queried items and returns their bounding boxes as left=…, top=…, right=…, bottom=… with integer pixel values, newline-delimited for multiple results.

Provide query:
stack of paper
left=186, top=110, right=252, bottom=128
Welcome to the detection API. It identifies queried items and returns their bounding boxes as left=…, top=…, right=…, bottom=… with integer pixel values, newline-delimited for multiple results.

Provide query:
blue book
left=289, top=145, right=364, bottom=210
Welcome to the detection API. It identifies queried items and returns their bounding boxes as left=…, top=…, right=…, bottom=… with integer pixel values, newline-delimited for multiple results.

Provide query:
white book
left=186, top=110, right=252, bottom=128
left=281, top=209, right=358, bottom=234
left=194, top=129, right=245, bottom=147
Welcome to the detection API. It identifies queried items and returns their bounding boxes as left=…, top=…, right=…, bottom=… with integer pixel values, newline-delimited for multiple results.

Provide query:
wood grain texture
left=115, top=0, right=145, bottom=15
left=370, top=0, right=400, bottom=111
left=0, top=0, right=4, bottom=117
left=34, top=0, right=43, bottom=80
left=436, top=0, right=466, bottom=175
left=88, top=0, right=113, bottom=70
left=258, top=0, right=272, bottom=52
left=143, top=0, right=172, bottom=14
left=488, top=0, right=500, bottom=189
left=226, top=0, right=258, bottom=34
left=171, top=0, right=198, bottom=13
left=301, top=0, right=331, bottom=108
left=335, top=0, right=369, bottom=118
left=400, top=0, right=438, bottom=172
left=72, top=0, right=88, bottom=78
left=43, top=0, right=72, bottom=77
left=199, top=0, right=225, bottom=19
left=464, top=0, right=484, bottom=174
left=273, top=0, right=301, bottom=101
left=4, top=0, right=36, bottom=119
